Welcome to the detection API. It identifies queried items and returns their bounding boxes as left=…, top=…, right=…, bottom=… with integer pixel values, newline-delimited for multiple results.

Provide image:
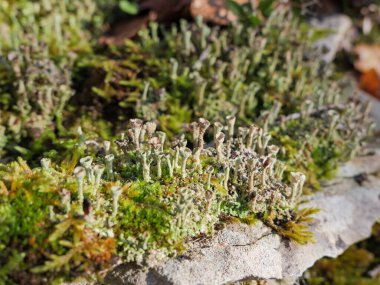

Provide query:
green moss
left=0, top=0, right=115, bottom=55
left=0, top=113, right=321, bottom=281
left=266, top=207, right=319, bottom=245
left=0, top=1, right=375, bottom=283
left=0, top=159, right=117, bottom=284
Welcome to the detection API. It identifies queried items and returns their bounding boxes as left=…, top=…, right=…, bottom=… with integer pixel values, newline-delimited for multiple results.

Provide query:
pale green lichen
left=0, top=1, right=376, bottom=284
left=83, top=6, right=374, bottom=192
left=0, top=116, right=315, bottom=283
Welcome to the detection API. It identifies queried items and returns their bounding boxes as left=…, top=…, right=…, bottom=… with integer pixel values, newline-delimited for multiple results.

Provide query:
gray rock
left=338, top=153, right=380, bottom=177
left=104, top=152, right=380, bottom=285
left=310, top=14, right=353, bottom=62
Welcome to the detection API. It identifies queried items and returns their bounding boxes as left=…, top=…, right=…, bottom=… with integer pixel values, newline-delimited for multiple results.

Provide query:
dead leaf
left=99, top=13, right=152, bottom=45
left=139, top=0, right=192, bottom=22
left=354, top=44, right=380, bottom=99
left=190, top=0, right=252, bottom=25
left=100, top=0, right=255, bottom=45
left=354, top=44, right=380, bottom=76
left=359, top=68, right=380, bottom=99
left=100, top=0, right=191, bottom=45
left=138, top=0, right=255, bottom=23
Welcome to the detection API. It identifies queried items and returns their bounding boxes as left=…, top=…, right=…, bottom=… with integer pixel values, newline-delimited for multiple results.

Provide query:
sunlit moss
left=0, top=115, right=320, bottom=282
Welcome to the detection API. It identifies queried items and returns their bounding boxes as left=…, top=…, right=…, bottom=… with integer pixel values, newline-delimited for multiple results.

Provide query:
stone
left=310, top=14, right=354, bottom=62
left=337, top=151, right=380, bottom=177
left=103, top=151, right=380, bottom=284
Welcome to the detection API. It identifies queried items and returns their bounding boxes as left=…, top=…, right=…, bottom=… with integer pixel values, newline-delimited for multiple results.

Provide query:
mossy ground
left=0, top=1, right=376, bottom=284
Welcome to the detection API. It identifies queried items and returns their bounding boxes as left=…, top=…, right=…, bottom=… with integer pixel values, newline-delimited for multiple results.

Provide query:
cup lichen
left=0, top=2, right=376, bottom=284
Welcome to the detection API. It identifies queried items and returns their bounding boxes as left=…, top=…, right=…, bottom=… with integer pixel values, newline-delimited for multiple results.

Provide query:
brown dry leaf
left=190, top=0, right=253, bottom=25
left=100, top=0, right=191, bottom=45
left=139, top=0, right=192, bottom=22
left=354, top=44, right=380, bottom=99
left=139, top=0, right=256, bottom=24
left=99, top=13, right=152, bottom=45
left=359, top=68, right=380, bottom=100
left=354, top=44, right=380, bottom=76
left=101, top=0, right=257, bottom=45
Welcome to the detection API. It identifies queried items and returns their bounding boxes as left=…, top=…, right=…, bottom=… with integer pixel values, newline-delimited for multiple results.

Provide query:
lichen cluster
left=86, top=8, right=374, bottom=190
left=0, top=1, right=375, bottom=284
left=0, top=0, right=113, bottom=54
left=0, top=42, right=73, bottom=158
left=0, top=0, right=117, bottom=160
left=0, top=116, right=313, bottom=283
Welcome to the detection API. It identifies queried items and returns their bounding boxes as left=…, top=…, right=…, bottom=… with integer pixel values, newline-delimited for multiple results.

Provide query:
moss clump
left=0, top=42, right=73, bottom=160
left=81, top=7, right=374, bottom=191
left=0, top=158, right=116, bottom=284
left=266, top=207, right=319, bottom=245
left=0, top=1, right=375, bottom=283
left=0, top=0, right=115, bottom=55
left=0, top=0, right=121, bottom=161
left=0, top=116, right=319, bottom=282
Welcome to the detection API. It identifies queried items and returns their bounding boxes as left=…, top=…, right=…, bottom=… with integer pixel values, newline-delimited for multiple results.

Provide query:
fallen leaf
left=100, top=0, right=191, bottom=45
left=99, top=13, right=152, bottom=45
left=354, top=44, right=380, bottom=76
left=138, top=0, right=257, bottom=24
left=354, top=44, right=380, bottom=99
left=190, top=0, right=252, bottom=25
left=139, top=0, right=192, bottom=22
left=359, top=68, right=380, bottom=99
left=100, top=0, right=255, bottom=45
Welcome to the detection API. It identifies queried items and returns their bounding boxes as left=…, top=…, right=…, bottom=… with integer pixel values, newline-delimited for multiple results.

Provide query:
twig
left=279, top=103, right=347, bottom=122
left=193, top=47, right=210, bottom=70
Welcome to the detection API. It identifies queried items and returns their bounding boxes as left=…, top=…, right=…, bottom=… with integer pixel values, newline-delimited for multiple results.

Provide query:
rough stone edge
left=310, top=14, right=354, bottom=63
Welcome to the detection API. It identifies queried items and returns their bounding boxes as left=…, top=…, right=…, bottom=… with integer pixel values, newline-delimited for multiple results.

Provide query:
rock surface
left=311, top=14, right=354, bottom=63
left=103, top=152, right=380, bottom=285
